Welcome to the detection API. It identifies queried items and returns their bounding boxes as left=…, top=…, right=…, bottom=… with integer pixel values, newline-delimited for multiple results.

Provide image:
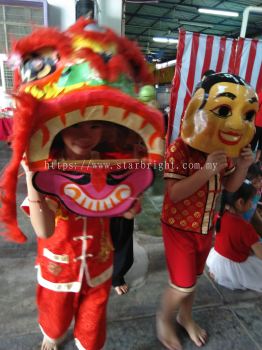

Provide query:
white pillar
left=47, top=0, right=76, bottom=30
left=96, top=0, right=123, bottom=35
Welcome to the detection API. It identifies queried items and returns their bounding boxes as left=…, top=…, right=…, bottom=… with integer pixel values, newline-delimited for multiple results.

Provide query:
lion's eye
left=211, top=105, right=232, bottom=118
left=21, top=54, right=58, bottom=83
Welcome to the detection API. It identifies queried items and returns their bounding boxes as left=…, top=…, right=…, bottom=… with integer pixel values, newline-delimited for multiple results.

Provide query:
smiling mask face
left=181, top=73, right=258, bottom=157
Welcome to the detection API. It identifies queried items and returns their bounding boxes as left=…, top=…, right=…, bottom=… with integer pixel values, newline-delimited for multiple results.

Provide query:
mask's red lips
left=218, top=130, right=242, bottom=145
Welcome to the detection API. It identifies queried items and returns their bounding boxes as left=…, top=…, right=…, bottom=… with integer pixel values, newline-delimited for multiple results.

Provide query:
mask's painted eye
left=107, top=170, right=131, bottom=185
left=211, top=105, right=232, bottom=118
left=61, top=172, right=91, bottom=185
left=245, top=110, right=256, bottom=122
left=21, top=54, right=58, bottom=83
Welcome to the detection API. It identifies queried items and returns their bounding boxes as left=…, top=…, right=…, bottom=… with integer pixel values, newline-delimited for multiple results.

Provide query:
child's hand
left=204, top=150, right=228, bottom=175
left=122, top=198, right=142, bottom=219
left=122, top=209, right=136, bottom=220
left=237, top=145, right=254, bottom=169
left=21, top=155, right=34, bottom=178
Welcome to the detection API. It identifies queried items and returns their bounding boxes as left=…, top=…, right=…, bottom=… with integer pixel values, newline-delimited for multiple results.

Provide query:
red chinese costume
left=162, top=73, right=257, bottom=292
left=0, top=18, right=164, bottom=349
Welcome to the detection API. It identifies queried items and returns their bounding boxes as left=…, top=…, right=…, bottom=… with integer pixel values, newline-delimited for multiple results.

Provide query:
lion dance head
left=0, top=18, right=164, bottom=243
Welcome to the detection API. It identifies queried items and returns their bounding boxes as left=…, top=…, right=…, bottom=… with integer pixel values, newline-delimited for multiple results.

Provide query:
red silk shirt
left=162, top=138, right=235, bottom=234
left=22, top=197, right=113, bottom=292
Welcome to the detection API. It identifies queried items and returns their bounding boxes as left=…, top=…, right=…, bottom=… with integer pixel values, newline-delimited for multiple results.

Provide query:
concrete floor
left=0, top=142, right=262, bottom=350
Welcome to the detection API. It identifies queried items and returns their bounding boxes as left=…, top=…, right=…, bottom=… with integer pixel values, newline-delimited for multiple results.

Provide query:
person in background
left=98, top=124, right=144, bottom=295
left=243, top=162, right=262, bottom=237
left=206, top=183, right=262, bottom=292
left=110, top=217, right=134, bottom=295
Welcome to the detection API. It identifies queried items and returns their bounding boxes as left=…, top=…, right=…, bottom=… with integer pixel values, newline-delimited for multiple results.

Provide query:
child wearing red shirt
left=157, top=72, right=257, bottom=350
left=207, top=182, right=262, bottom=291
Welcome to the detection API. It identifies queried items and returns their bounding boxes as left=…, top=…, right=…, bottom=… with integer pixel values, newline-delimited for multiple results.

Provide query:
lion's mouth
left=63, top=183, right=131, bottom=211
left=27, top=89, right=164, bottom=169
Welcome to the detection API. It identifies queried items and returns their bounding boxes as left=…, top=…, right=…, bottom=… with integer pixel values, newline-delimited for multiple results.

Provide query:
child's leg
left=156, top=286, right=186, bottom=350
left=74, top=279, right=112, bottom=350
left=37, top=285, right=75, bottom=348
left=159, top=224, right=211, bottom=349
left=177, top=290, right=207, bottom=347
left=157, top=287, right=207, bottom=350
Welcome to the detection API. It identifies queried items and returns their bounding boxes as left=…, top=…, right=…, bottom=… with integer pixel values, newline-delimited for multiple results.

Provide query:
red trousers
left=37, top=278, right=112, bottom=350
left=162, top=223, right=212, bottom=290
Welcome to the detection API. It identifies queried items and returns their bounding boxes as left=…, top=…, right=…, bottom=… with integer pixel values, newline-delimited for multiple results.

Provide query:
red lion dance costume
left=0, top=19, right=164, bottom=350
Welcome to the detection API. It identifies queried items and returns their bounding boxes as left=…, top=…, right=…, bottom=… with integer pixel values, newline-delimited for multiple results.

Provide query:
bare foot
left=176, top=315, right=207, bottom=347
left=114, top=284, right=129, bottom=295
left=156, top=313, right=183, bottom=350
left=41, top=337, right=58, bottom=350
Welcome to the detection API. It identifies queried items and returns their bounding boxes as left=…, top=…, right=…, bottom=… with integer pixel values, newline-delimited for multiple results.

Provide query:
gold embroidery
left=196, top=202, right=204, bottom=208
left=180, top=220, right=187, bottom=227
left=98, top=219, right=113, bottom=262
left=194, top=211, right=201, bottom=219
left=192, top=221, right=199, bottom=228
left=55, top=207, right=69, bottom=226
left=183, top=199, right=191, bottom=206
left=182, top=210, right=189, bottom=216
left=171, top=208, right=177, bottom=214
left=170, top=146, right=177, bottom=152
left=197, top=191, right=205, bottom=198
left=169, top=281, right=196, bottom=293
left=47, top=262, right=62, bottom=276
left=168, top=217, right=175, bottom=225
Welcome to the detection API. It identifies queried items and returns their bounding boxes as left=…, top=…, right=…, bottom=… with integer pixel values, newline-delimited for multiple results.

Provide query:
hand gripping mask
left=181, top=73, right=258, bottom=157
left=0, top=18, right=164, bottom=243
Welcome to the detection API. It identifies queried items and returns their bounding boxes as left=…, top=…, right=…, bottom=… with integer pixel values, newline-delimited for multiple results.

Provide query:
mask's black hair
left=216, top=182, right=257, bottom=232
left=194, top=72, right=252, bottom=110
left=201, top=69, right=215, bottom=81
